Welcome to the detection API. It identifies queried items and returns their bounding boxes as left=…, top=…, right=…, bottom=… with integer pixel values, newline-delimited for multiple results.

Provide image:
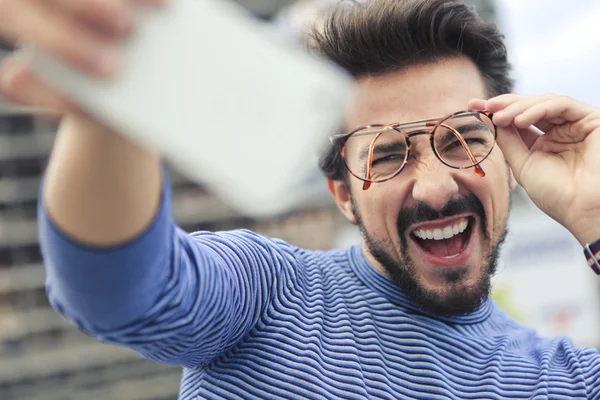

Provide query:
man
left=1, top=0, right=599, bottom=398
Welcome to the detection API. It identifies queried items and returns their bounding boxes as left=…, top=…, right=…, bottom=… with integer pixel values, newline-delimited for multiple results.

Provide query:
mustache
left=397, top=193, right=486, bottom=236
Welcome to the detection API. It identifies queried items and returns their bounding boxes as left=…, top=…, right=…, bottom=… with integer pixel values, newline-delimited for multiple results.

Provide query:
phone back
left=25, top=0, right=352, bottom=217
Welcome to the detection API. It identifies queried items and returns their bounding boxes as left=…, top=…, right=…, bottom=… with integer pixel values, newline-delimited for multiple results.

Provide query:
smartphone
left=24, top=0, right=352, bottom=217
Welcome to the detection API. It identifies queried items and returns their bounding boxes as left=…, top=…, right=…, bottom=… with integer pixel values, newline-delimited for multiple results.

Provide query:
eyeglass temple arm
left=437, top=122, right=486, bottom=177
left=363, top=131, right=386, bottom=190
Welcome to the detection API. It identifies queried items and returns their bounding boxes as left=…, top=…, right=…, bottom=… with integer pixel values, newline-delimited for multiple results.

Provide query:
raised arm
left=39, top=179, right=293, bottom=366
left=0, top=0, right=291, bottom=367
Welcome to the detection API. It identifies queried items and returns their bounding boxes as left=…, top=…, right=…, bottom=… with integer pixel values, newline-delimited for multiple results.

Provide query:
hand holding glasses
left=330, top=110, right=496, bottom=190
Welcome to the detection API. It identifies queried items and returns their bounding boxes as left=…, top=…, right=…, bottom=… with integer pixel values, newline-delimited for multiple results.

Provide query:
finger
left=0, top=0, right=119, bottom=76
left=0, top=0, right=24, bottom=44
left=49, top=0, right=169, bottom=37
left=0, top=53, right=77, bottom=114
left=483, top=94, right=523, bottom=113
left=513, top=96, right=594, bottom=131
left=49, top=0, right=134, bottom=36
left=468, top=98, right=486, bottom=111
left=491, top=94, right=557, bottom=127
left=494, top=125, right=531, bottom=182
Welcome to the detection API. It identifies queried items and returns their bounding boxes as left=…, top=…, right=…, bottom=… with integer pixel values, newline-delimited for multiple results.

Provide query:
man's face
left=330, top=57, right=514, bottom=316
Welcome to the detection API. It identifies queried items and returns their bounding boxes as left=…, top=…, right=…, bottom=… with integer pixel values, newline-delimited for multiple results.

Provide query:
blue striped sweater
left=39, top=181, right=600, bottom=399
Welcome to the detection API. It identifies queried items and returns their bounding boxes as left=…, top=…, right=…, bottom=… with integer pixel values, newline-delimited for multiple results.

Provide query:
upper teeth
left=413, top=219, right=469, bottom=241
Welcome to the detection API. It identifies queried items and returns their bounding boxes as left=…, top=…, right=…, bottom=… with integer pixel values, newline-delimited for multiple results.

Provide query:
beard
left=353, top=193, right=508, bottom=317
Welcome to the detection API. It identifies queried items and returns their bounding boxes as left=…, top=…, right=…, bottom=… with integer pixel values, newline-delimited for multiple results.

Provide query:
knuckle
left=539, top=93, right=558, bottom=103
left=557, top=95, right=572, bottom=103
left=45, top=30, right=100, bottom=72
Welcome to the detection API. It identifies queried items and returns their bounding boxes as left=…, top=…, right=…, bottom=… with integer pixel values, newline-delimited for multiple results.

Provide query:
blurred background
left=0, top=0, right=599, bottom=399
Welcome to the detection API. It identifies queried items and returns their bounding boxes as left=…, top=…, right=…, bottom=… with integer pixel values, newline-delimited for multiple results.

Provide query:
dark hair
left=310, top=0, right=513, bottom=182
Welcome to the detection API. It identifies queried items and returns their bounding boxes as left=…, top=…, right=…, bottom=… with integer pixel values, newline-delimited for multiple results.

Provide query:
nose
left=410, top=154, right=460, bottom=211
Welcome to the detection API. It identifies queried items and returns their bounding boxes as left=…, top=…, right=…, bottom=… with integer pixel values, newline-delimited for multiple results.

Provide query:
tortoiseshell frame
left=330, top=110, right=496, bottom=190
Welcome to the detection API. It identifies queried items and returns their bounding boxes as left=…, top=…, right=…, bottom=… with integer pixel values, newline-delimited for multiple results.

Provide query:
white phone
left=24, top=0, right=352, bottom=217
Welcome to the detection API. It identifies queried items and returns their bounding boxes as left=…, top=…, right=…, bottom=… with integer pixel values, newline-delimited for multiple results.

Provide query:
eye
left=372, top=153, right=405, bottom=166
left=465, top=138, right=487, bottom=146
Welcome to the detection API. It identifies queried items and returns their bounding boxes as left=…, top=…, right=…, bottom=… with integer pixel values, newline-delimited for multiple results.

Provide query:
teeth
left=443, top=227, right=453, bottom=239
left=413, top=218, right=469, bottom=241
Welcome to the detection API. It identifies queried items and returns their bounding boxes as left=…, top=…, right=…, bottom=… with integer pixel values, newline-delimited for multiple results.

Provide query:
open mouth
left=410, top=217, right=474, bottom=261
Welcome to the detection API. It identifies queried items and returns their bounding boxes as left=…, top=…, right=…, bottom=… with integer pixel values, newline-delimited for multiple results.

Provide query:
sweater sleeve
left=38, top=171, right=297, bottom=368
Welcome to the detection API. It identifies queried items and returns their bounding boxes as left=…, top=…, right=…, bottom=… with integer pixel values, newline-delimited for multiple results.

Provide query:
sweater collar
left=347, top=244, right=494, bottom=325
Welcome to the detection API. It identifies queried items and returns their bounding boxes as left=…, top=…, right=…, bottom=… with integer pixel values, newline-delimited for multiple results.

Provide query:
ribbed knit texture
left=38, top=181, right=600, bottom=399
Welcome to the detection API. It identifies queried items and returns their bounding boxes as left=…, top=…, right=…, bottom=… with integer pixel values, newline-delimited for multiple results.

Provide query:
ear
left=327, top=179, right=357, bottom=224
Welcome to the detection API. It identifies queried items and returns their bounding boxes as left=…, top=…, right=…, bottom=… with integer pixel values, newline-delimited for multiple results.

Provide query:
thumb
left=0, top=53, right=75, bottom=115
left=495, top=125, right=531, bottom=182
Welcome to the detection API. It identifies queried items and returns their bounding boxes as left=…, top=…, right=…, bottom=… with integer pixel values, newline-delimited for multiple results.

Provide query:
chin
left=366, top=231, right=506, bottom=317
left=413, top=265, right=491, bottom=315
left=420, top=262, right=481, bottom=287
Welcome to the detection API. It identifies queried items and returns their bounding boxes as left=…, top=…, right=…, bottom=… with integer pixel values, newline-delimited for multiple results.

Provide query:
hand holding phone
left=7, top=0, right=352, bottom=217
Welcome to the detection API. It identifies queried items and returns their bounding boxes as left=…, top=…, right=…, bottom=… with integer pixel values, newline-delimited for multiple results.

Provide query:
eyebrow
left=358, top=141, right=406, bottom=163
left=436, top=122, right=487, bottom=145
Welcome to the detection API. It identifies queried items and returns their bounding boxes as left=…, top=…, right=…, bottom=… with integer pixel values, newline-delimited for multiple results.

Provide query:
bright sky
left=497, top=0, right=600, bottom=106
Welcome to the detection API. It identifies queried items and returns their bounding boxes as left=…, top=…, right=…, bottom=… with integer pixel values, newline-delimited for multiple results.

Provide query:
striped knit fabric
left=38, top=181, right=600, bottom=399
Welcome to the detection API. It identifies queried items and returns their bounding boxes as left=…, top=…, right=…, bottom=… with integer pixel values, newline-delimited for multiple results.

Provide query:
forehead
left=345, top=57, right=488, bottom=130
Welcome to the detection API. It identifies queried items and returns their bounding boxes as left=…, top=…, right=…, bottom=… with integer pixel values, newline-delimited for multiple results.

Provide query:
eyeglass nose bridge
left=403, top=126, right=437, bottom=161
left=404, top=123, right=470, bottom=162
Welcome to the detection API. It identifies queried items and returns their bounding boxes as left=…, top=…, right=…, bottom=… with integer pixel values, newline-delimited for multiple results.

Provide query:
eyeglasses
left=330, top=110, right=497, bottom=190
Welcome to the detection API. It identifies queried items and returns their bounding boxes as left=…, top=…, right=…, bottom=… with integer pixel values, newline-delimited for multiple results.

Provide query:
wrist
left=568, top=220, right=600, bottom=247
left=569, top=219, right=600, bottom=275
